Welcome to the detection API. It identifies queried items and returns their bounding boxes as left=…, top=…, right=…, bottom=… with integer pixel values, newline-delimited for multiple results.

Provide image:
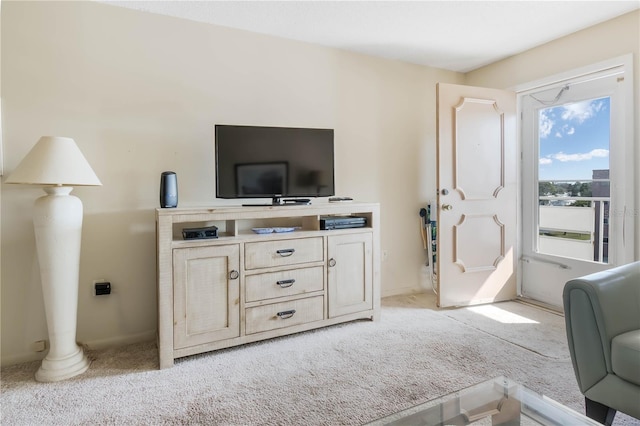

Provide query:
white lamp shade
left=5, top=136, right=102, bottom=186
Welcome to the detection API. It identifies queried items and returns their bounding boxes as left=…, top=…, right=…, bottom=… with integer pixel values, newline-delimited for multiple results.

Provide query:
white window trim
left=514, top=54, right=635, bottom=297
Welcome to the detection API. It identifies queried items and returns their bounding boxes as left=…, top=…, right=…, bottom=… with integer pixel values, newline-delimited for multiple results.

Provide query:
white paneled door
left=436, top=83, right=517, bottom=307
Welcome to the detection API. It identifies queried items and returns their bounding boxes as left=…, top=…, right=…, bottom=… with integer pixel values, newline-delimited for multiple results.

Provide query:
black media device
left=160, top=171, right=178, bottom=208
left=320, top=216, right=367, bottom=230
left=182, top=226, right=219, bottom=240
left=215, top=125, right=335, bottom=205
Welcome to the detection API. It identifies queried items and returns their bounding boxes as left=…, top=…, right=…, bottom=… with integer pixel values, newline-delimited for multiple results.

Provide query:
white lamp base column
left=33, top=186, right=90, bottom=382
left=36, top=344, right=90, bottom=382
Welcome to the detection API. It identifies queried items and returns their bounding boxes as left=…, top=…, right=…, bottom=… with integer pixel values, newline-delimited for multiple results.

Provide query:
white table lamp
left=6, top=136, right=101, bottom=382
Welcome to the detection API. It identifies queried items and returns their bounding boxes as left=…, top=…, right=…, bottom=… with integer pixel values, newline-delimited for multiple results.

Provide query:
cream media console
left=156, top=202, right=380, bottom=368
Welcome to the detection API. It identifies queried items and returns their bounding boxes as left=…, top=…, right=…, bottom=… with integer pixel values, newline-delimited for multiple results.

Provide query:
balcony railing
left=538, top=196, right=610, bottom=263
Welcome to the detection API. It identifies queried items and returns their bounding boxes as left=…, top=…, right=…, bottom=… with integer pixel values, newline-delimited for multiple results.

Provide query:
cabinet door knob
left=229, top=270, right=239, bottom=280
left=276, top=248, right=295, bottom=257
left=276, top=309, right=296, bottom=319
left=328, top=258, right=336, bottom=267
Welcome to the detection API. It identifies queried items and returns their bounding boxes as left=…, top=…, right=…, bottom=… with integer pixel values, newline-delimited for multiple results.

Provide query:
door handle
left=442, top=204, right=453, bottom=211
left=521, top=256, right=570, bottom=270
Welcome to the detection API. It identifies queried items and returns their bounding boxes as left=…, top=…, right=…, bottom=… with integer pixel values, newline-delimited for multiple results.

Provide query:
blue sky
left=538, top=96, right=610, bottom=181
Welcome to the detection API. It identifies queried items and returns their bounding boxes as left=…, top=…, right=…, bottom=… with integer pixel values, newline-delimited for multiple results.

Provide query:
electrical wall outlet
left=93, top=280, right=111, bottom=296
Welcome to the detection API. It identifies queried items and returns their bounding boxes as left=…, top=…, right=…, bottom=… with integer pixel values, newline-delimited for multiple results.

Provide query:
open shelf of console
left=156, top=202, right=380, bottom=368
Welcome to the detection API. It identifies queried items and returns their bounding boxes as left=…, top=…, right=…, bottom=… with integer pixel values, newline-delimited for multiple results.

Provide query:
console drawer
left=245, top=296, right=324, bottom=335
left=245, top=266, right=324, bottom=302
left=245, top=237, right=324, bottom=270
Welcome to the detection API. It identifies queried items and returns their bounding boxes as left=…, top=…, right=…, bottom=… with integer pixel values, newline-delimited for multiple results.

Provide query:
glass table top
left=367, top=376, right=599, bottom=426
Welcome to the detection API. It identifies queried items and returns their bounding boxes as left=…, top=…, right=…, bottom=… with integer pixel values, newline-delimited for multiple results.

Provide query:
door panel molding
left=454, top=97, right=505, bottom=201
left=454, top=214, right=505, bottom=273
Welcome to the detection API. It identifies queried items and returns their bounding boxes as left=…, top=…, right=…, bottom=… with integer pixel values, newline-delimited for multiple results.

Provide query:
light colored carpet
left=440, top=301, right=569, bottom=359
left=1, top=293, right=638, bottom=425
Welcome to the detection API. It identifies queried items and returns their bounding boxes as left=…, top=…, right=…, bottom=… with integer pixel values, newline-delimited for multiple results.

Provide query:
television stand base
left=242, top=202, right=312, bottom=207
left=242, top=197, right=312, bottom=207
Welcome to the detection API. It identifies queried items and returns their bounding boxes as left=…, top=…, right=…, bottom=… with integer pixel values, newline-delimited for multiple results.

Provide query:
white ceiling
left=102, top=1, right=639, bottom=72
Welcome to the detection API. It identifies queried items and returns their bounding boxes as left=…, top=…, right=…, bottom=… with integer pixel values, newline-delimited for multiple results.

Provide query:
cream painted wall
left=0, top=0, right=3, bottom=362
left=466, top=10, right=640, bottom=258
left=0, top=1, right=462, bottom=364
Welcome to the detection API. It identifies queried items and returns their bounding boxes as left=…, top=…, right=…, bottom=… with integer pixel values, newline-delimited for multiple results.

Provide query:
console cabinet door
left=173, top=244, right=240, bottom=349
left=327, top=233, right=373, bottom=317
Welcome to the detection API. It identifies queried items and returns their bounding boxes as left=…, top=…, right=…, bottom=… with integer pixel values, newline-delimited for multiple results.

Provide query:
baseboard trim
left=382, top=286, right=434, bottom=298
left=1, top=351, right=46, bottom=367
left=0, top=330, right=157, bottom=368
left=83, top=330, right=157, bottom=351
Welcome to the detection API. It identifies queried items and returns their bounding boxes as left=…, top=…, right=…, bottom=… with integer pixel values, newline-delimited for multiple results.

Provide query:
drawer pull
left=276, top=279, right=296, bottom=288
left=276, top=248, right=296, bottom=257
left=229, top=270, right=239, bottom=280
left=276, top=309, right=296, bottom=319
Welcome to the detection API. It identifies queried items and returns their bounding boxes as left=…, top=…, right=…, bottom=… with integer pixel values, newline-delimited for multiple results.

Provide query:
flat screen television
left=215, top=125, right=335, bottom=204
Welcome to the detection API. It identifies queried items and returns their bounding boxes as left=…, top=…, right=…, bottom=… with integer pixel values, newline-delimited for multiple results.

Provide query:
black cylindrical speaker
left=160, top=171, right=178, bottom=208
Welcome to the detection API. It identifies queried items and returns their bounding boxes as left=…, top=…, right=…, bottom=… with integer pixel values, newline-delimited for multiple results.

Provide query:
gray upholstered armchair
left=563, top=261, right=640, bottom=425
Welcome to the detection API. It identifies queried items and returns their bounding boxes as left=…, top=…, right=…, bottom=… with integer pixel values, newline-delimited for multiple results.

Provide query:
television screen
left=215, top=125, right=335, bottom=201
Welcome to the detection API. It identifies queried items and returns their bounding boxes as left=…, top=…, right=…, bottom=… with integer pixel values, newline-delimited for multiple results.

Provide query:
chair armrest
left=563, top=262, right=640, bottom=393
